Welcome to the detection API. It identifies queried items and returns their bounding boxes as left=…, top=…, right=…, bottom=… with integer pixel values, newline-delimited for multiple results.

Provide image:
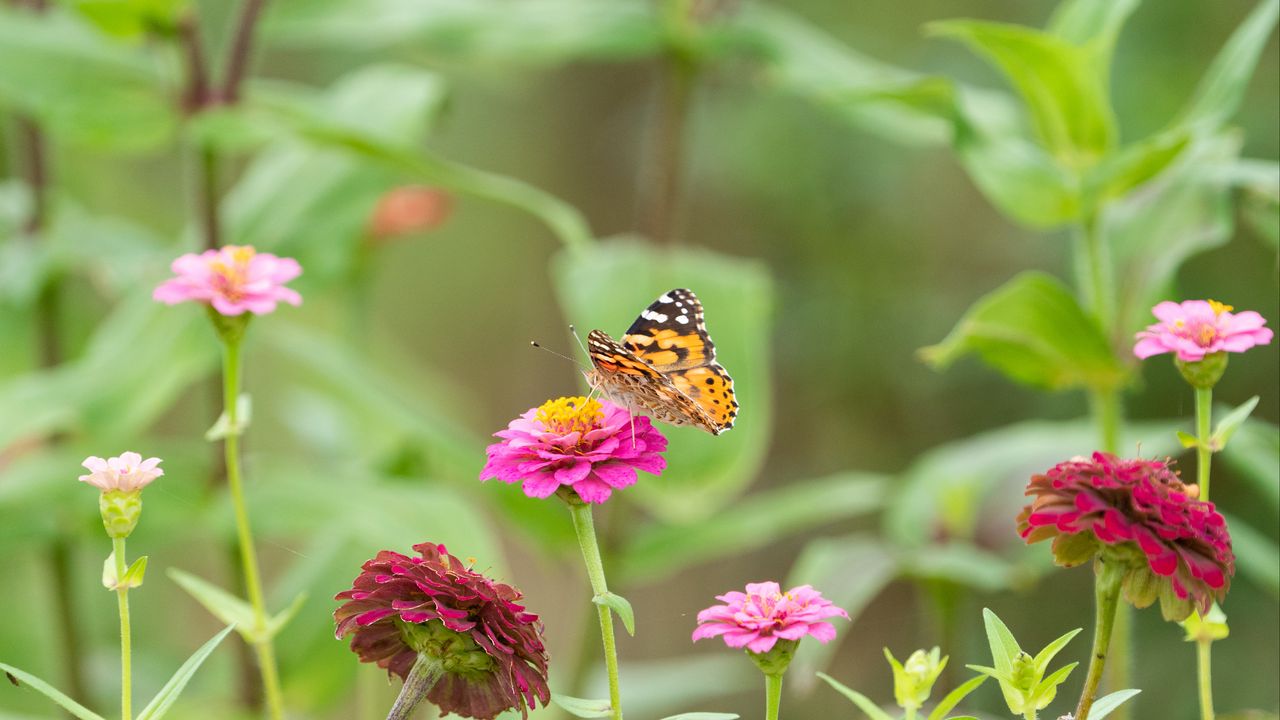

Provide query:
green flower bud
left=99, top=490, right=142, bottom=539
left=886, top=646, right=947, bottom=711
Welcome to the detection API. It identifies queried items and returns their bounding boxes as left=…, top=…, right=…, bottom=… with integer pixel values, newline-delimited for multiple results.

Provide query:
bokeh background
left=1, top=0, right=1276, bottom=718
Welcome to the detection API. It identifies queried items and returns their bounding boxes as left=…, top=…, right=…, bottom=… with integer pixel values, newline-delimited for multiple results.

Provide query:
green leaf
left=1032, top=627, right=1082, bottom=674
left=0, top=664, right=105, bottom=720
left=1211, top=396, right=1260, bottom=450
left=928, top=20, right=1115, bottom=163
left=619, top=472, right=886, bottom=583
left=980, top=608, right=1022, bottom=674
left=553, top=239, right=774, bottom=521
left=816, top=673, right=895, bottom=720
left=658, top=714, right=739, bottom=720
left=593, top=592, right=635, bottom=637
left=921, top=271, right=1124, bottom=392
left=135, top=625, right=235, bottom=720
left=1032, top=661, right=1078, bottom=699
left=0, top=6, right=175, bottom=150
left=1220, top=512, right=1279, bottom=596
left=1047, top=0, right=1139, bottom=52
left=265, top=591, right=308, bottom=640
left=1219, top=420, right=1279, bottom=509
left=167, top=568, right=256, bottom=638
left=927, top=674, right=989, bottom=720
left=119, top=555, right=149, bottom=589
left=1177, top=0, right=1280, bottom=131
left=1084, top=128, right=1192, bottom=207
left=1177, top=431, right=1200, bottom=449
left=899, top=542, right=1018, bottom=592
left=1089, top=689, right=1142, bottom=720
left=204, top=393, right=252, bottom=441
left=72, top=0, right=187, bottom=38
left=950, top=113, right=1081, bottom=228
left=550, top=693, right=612, bottom=718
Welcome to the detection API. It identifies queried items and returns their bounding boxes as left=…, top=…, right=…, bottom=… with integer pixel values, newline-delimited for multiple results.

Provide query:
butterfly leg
left=629, top=412, right=636, bottom=450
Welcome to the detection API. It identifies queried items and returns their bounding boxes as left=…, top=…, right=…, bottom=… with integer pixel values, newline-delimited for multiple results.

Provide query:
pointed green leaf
left=963, top=664, right=1004, bottom=681
left=1032, top=627, right=1082, bottom=674
left=205, top=393, right=251, bottom=440
left=927, top=674, right=989, bottom=720
left=981, top=608, right=1023, bottom=674
left=136, top=625, right=235, bottom=720
left=1047, top=0, right=1139, bottom=52
left=1211, top=396, right=1260, bottom=450
left=816, top=673, right=896, bottom=720
left=1032, top=661, right=1078, bottom=699
left=168, top=568, right=257, bottom=638
left=1084, top=128, right=1192, bottom=206
left=0, top=663, right=106, bottom=720
left=1089, top=689, right=1142, bottom=719
left=122, top=555, right=149, bottom=589
left=928, top=20, right=1115, bottom=162
left=550, top=693, right=612, bottom=718
left=265, top=591, right=308, bottom=640
left=1178, top=0, right=1280, bottom=130
left=102, top=551, right=118, bottom=590
left=1177, top=431, right=1200, bottom=449
left=921, top=272, right=1125, bottom=392
left=593, top=591, right=635, bottom=636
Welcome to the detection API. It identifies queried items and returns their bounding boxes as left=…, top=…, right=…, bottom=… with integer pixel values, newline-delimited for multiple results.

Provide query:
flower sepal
left=1181, top=603, right=1229, bottom=643
left=1175, top=352, right=1228, bottom=389
left=207, top=305, right=251, bottom=345
left=102, top=552, right=148, bottom=591
left=100, top=489, right=143, bottom=539
left=747, top=638, right=797, bottom=677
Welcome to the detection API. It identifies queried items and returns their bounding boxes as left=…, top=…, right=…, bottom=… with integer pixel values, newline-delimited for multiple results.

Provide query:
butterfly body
left=584, top=289, right=737, bottom=435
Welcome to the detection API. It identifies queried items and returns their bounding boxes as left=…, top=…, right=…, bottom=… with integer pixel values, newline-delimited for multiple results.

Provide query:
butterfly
left=584, top=288, right=737, bottom=435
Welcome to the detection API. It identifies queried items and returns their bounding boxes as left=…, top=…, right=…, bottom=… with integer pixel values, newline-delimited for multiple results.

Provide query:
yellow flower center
left=536, top=396, right=604, bottom=436
left=208, top=245, right=256, bottom=298
left=1207, top=299, right=1233, bottom=316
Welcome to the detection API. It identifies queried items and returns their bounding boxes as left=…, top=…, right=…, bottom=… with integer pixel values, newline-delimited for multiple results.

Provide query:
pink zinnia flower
left=1017, top=452, right=1234, bottom=620
left=692, top=581, right=850, bottom=654
left=1134, top=299, right=1272, bottom=362
left=334, top=543, right=550, bottom=720
left=480, top=396, right=667, bottom=504
left=78, top=452, right=163, bottom=493
left=153, top=245, right=302, bottom=316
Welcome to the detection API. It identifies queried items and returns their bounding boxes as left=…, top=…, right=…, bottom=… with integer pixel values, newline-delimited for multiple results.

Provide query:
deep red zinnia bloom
left=334, top=543, right=550, bottom=719
left=1017, top=452, right=1234, bottom=620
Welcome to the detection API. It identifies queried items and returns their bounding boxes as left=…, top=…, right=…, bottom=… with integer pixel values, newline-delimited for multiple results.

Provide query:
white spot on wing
left=642, top=310, right=668, bottom=322
left=658, top=293, right=673, bottom=302
left=675, top=315, right=689, bottom=324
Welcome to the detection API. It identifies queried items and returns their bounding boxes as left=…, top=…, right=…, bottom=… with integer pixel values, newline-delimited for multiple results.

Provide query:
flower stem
left=1195, top=387, right=1213, bottom=501
left=114, top=537, right=132, bottom=720
left=386, top=653, right=446, bottom=720
left=764, top=673, right=782, bottom=720
left=568, top=502, right=623, bottom=720
left=1197, top=638, right=1215, bottom=720
left=1075, top=558, right=1125, bottom=720
left=222, top=338, right=286, bottom=720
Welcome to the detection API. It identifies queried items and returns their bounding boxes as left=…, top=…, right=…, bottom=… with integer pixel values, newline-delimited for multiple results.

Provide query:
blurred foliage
left=0, top=0, right=1276, bottom=718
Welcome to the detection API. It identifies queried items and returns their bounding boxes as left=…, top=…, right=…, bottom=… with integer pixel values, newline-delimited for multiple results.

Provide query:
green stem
left=1195, top=387, right=1213, bottom=501
left=1196, top=639, right=1215, bottom=720
left=114, top=537, right=131, bottom=720
left=1088, top=389, right=1121, bottom=455
left=386, top=653, right=446, bottom=720
left=222, top=338, right=286, bottom=720
left=764, top=673, right=782, bottom=720
left=568, top=502, right=623, bottom=720
left=1075, top=558, right=1125, bottom=720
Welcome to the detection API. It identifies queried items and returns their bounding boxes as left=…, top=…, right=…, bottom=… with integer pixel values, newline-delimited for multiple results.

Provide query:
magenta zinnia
left=1134, top=299, right=1272, bottom=362
left=153, top=245, right=302, bottom=316
left=480, top=396, right=667, bottom=504
left=334, top=543, right=549, bottom=720
left=692, top=581, right=849, bottom=654
left=1017, top=452, right=1234, bottom=620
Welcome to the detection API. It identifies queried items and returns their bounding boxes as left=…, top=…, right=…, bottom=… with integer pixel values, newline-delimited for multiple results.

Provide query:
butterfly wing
left=621, top=288, right=737, bottom=434
left=586, top=329, right=719, bottom=432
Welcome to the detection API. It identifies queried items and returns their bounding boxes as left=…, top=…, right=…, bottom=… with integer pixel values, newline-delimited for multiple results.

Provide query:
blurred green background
left=1, top=0, right=1276, bottom=718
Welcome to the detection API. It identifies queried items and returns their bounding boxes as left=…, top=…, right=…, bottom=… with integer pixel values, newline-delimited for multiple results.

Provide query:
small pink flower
left=692, top=581, right=849, bottom=654
left=153, top=245, right=302, bottom=316
left=78, top=452, right=163, bottom=493
left=1134, top=299, right=1272, bottom=362
left=480, top=396, right=667, bottom=504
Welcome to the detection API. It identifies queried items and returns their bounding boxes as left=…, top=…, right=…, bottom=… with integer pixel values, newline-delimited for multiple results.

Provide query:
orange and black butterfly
left=584, top=289, right=737, bottom=435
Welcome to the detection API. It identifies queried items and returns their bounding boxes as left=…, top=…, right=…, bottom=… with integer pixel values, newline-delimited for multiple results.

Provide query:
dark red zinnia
left=1017, top=452, right=1234, bottom=621
left=334, top=543, right=550, bottom=719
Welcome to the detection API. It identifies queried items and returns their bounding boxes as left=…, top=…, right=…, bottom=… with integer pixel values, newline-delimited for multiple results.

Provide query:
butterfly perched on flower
left=584, top=289, right=737, bottom=435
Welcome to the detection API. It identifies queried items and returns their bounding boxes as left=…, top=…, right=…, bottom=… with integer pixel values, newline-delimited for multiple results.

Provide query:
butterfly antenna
left=529, top=341, right=590, bottom=370
left=567, top=324, right=591, bottom=360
